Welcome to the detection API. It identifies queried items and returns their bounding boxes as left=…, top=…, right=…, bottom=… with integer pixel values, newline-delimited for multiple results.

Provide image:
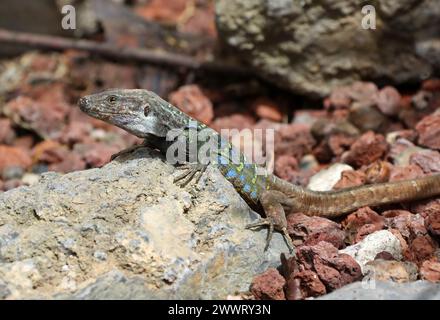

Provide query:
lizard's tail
left=276, top=173, right=440, bottom=218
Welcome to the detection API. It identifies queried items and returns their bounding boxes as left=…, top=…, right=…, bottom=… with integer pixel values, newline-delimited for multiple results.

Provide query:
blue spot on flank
left=250, top=191, right=258, bottom=199
left=217, top=155, right=229, bottom=165
left=239, top=175, right=245, bottom=182
left=243, top=184, right=251, bottom=193
left=226, top=169, right=237, bottom=178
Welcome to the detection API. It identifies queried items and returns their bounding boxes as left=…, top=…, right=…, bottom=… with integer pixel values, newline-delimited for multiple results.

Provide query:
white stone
left=307, top=163, right=353, bottom=191
left=340, top=230, right=403, bottom=274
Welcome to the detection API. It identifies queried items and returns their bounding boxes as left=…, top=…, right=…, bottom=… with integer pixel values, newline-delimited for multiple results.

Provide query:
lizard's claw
left=246, top=218, right=294, bottom=253
left=174, top=163, right=208, bottom=187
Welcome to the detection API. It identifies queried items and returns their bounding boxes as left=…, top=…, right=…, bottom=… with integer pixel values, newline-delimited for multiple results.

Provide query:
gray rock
left=0, top=148, right=290, bottom=299
left=318, top=280, right=440, bottom=300
left=216, top=0, right=439, bottom=97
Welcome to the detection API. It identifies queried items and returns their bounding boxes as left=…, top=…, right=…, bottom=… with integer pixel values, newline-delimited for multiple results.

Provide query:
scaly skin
left=79, top=89, right=440, bottom=252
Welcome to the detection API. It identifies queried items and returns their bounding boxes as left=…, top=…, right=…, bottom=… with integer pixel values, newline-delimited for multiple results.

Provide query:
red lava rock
left=49, top=152, right=86, bottom=173
left=382, top=209, right=413, bottom=219
left=374, top=251, right=396, bottom=260
left=32, top=140, right=86, bottom=173
left=12, top=136, right=35, bottom=150
left=274, top=155, right=298, bottom=181
left=293, top=270, right=327, bottom=298
left=0, top=145, right=32, bottom=172
left=3, top=96, right=69, bottom=139
left=389, top=164, right=425, bottom=182
left=333, top=170, right=366, bottom=190
left=251, top=98, right=283, bottom=122
left=326, top=86, right=352, bottom=109
left=296, top=241, right=362, bottom=291
left=410, top=198, right=440, bottom=221
left=420, top=260, right=440, bottom=282
left=0, top=118, right=15, bottom=144
left=326, top=82, right=379, bottom=111
left=425, top=211, right=440, bottom=238
left=342, top=207, right=385, bottom=244
left=409, top=150, right=440, bottom=173
left=327, top=134, right=357, bottom=157
left=180, top=3, right=217, bottom=37
left=363, top=161, right=392, bottom=184
left=169, top=85, right=214, bottom=125
left=404, top=235, right=437, bottom=265
left=211, top=114, right=256, bottom=132
left=342, top=131, right=388, bottom=168
left=281, top=254, right=327, bottom=300
left=74, top=143, right=120, bottom=167
left=3, top=179, right=23, bottom=191
left=287, top=213, right=345, bottom=249
left=280, top=254, right=303, bottom=300
left=32, top=140, right=64, bottom=163
left=135, top=0, right=187, bottom=24
left=250, top=268, right=286, bottom=300
left=59, top=121, right=93, bottom=145
left=384, top=210, right=427, bottom=242
left=376, top=86, right=401, bottom=116
left=416, top=113, right=440, bottom=150
left=422, top=79, right=440, bottom=92
left=275, top=124, right=316, bottom=159
left=349, top=82, right=379, bottom=106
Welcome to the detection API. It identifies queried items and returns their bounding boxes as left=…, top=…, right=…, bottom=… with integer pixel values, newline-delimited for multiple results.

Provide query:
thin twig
left=0, top=28, right=252, bottom=76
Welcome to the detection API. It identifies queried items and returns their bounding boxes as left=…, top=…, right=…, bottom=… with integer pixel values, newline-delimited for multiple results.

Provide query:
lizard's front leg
left=246, top=190, right=295, bottom=252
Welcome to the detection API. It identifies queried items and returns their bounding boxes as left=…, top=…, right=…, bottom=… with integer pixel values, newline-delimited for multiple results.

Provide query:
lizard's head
left=78, top=89, right=189, bottom=138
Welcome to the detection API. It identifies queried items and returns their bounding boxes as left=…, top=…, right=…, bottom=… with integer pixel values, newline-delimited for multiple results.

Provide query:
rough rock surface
left=318, top=280, right=440, bottom=300
left=0, top=148, right=289, bottom=299
left=216, top=0, right=439, bottom=97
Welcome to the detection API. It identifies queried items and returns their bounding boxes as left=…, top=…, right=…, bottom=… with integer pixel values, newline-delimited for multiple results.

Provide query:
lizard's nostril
left=78, top=97, right=89, bottom=111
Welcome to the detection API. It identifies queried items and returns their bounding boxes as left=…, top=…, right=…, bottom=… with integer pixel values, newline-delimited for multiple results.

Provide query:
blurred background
left=0, top=0, right=439, bottom=193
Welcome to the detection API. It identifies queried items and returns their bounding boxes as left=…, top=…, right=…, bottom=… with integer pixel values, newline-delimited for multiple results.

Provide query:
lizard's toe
left=174, top=163, right=208, bottom=187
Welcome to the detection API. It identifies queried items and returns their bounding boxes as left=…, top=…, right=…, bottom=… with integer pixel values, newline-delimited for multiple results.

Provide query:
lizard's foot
left=246, top=190, right=295, bottom=253
left=174, top=162, right=208, bottom=187
left=246, top=218, right=294, bottom=253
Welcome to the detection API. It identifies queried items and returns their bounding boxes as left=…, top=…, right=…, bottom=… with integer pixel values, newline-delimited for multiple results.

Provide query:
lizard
left=78, top=89, right=440, bottom=252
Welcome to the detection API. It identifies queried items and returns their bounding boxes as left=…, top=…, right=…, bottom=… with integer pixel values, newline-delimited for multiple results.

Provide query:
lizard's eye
left=107, top=95, right=117, bottom=104
left=144, top=103, right=151, bottom=116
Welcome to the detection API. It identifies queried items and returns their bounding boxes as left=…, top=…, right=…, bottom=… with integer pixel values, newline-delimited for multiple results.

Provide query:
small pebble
left=21, top=173, right=40, bottom=186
